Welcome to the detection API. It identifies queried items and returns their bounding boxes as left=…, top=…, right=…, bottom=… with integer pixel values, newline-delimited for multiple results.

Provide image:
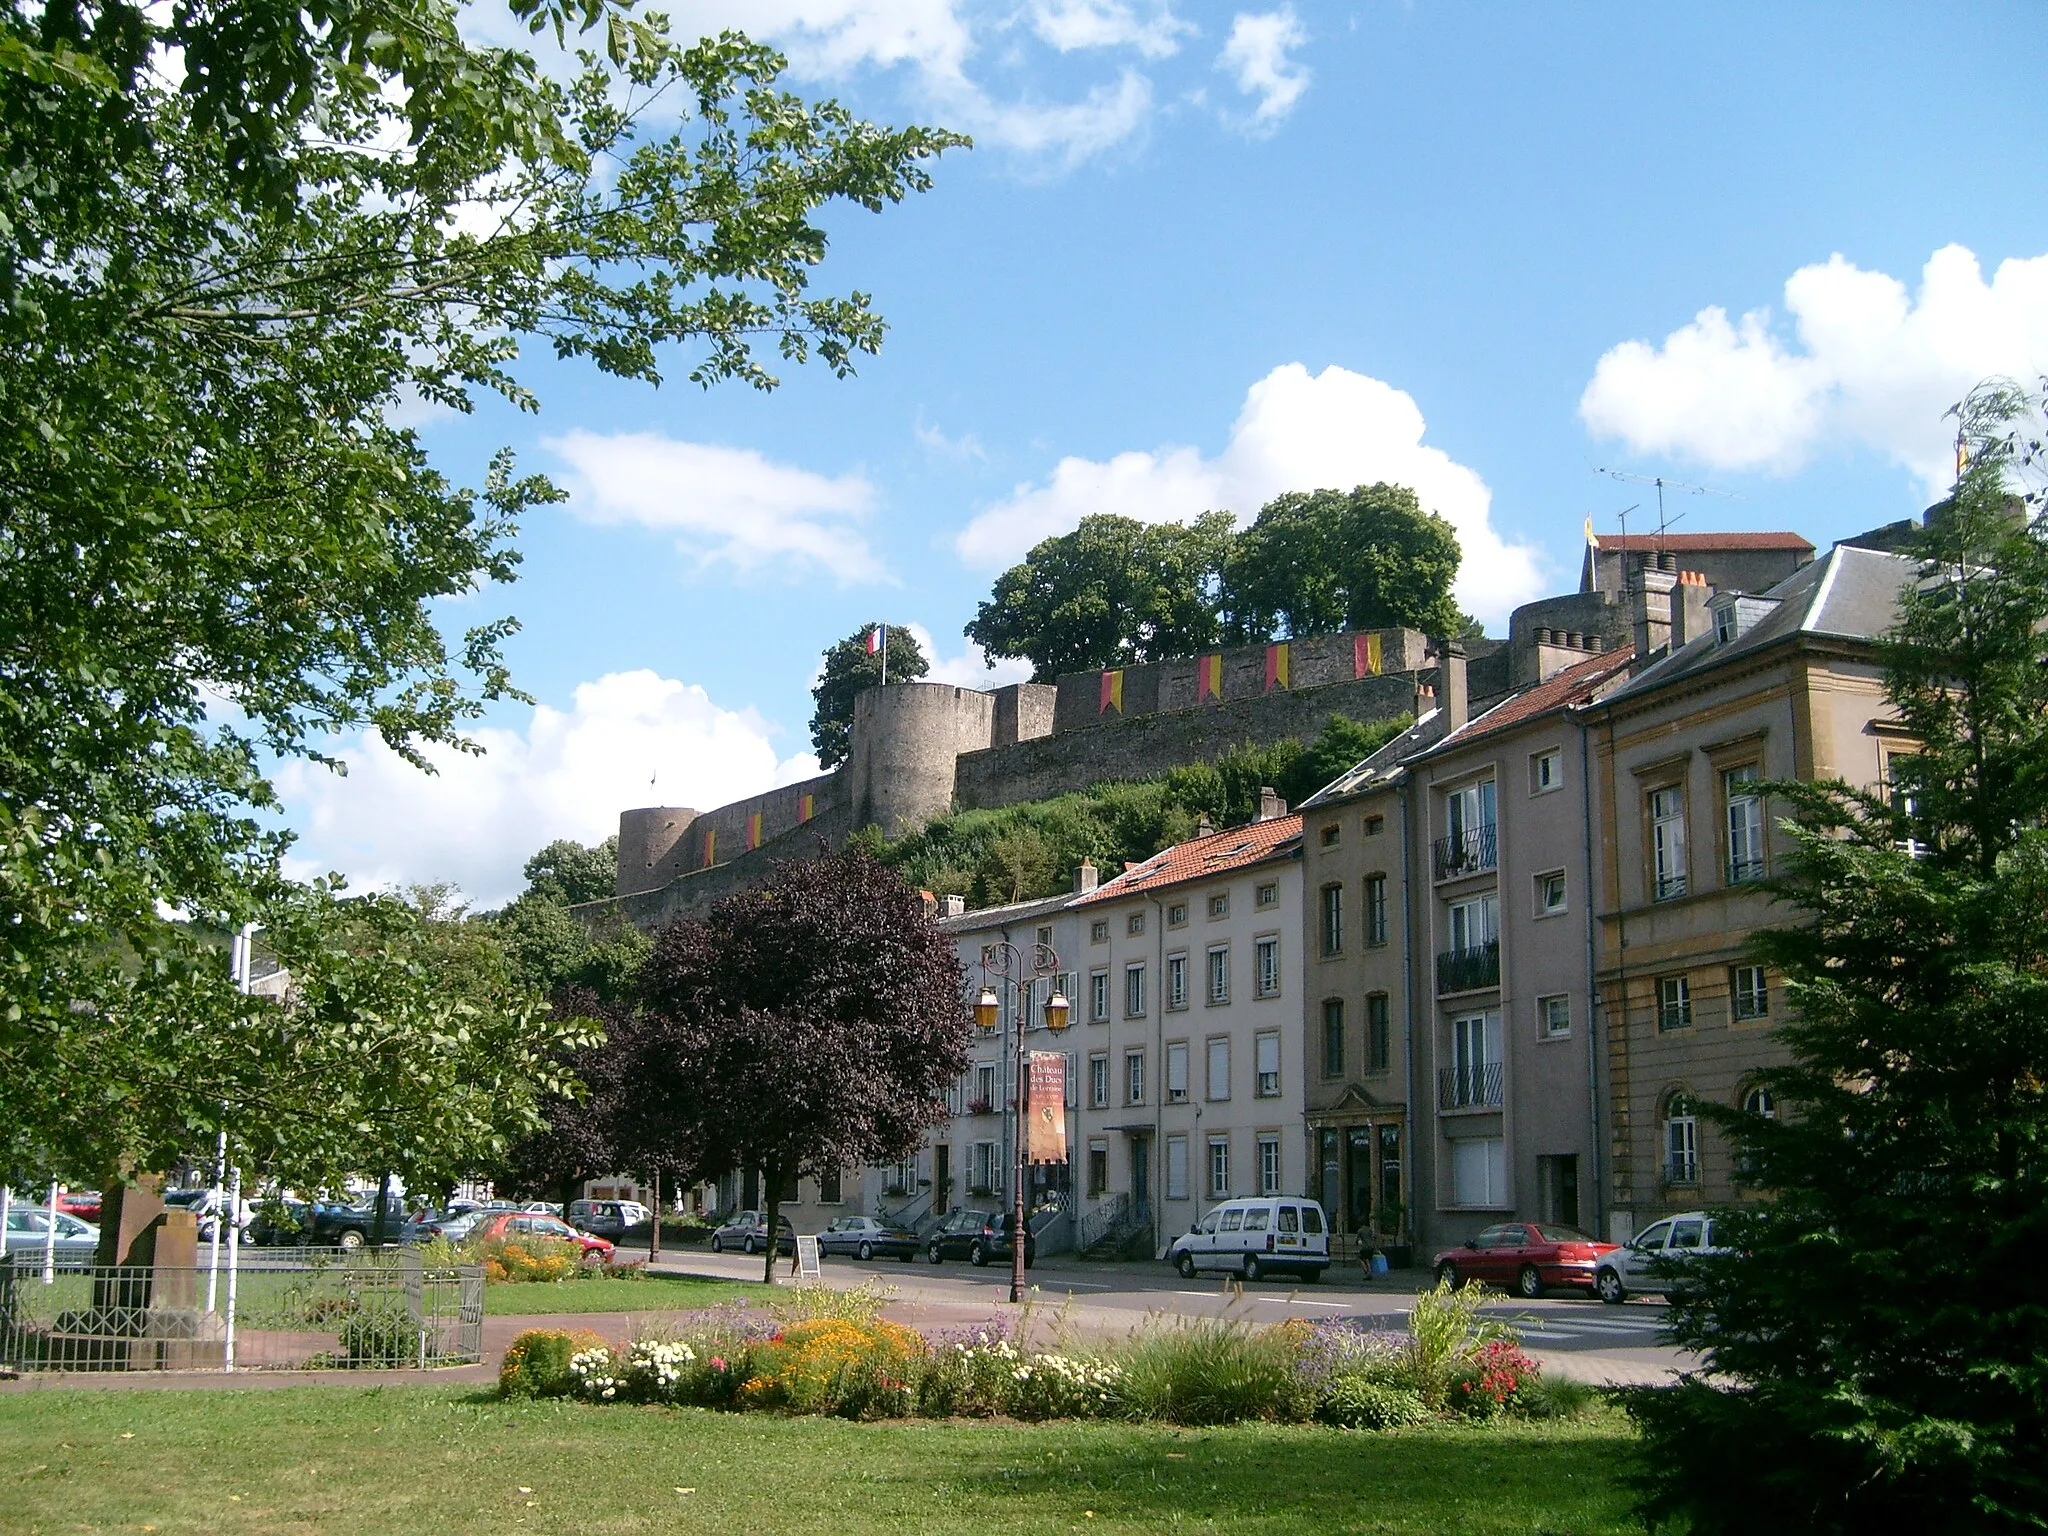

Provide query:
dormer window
left=1714, top=604, right=1739, bottom=644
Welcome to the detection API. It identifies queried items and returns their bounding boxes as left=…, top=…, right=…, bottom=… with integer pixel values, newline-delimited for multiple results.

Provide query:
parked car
left=304, top=1195, right=421, bottom=1249
left=54, top=1190, right=102, bottom=1223
left=708, top=1210, right=795, bottom=1256
left=4, top=1207, right=100, bottom=1261
left=163, top=1187, right=253, bottom=1244
left=1165, top=1197, right=1331, bottom=1282
left=566, top=1200, right=650, bottom=1239
left=467, top=1210, right=615, bottom=1263
left=816, top=1215, right=919, bottom=1261
left=1432, top=1222, right=1617, bottom=1298
left=924, top=1207, right=1035, bottom=1268
left=248, top=1199, right=310, bottom=1246
left=1595, top=1211, right=1726, bottom=1303
left=416, top=1207, right=498, bottom=1243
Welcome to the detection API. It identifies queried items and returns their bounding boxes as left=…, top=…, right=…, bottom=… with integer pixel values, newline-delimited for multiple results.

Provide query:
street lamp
left=972, top=940, right=1069, bottom=1303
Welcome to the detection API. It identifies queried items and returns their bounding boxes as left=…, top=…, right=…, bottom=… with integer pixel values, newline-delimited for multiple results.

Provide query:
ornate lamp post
left=973, top=941, right=1069, bottom=1304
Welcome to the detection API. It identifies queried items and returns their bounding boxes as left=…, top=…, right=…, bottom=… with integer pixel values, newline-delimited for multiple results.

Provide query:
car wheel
left=898, top=1250, right=913, bottom=1263
left=743, top=1235, right=758, bottom=1255
left=1305, top=1268, right=1326, bottom=1283
left=1435, top=1260, right=1460, bottom=1289
left=928, top=1240, right=944, bottom=1265
left=709, top=1235, right=723, bottom=1253
left=337, top=1229, right=364, bottom=1251
left=968, top=1240, right=986, bottom=1267
left=1517, top=1265, right=1544, bottom=1300
left=582, top=1248, right=607, bottom=1267
left=1596, top=1268, right=1626, bottom=1304
left=1242, top=1255, right=1263, bottom=1283
left=858, top=1241, right=873, bottom=1261
left=1177, top=1252, right=1197, bottom=1279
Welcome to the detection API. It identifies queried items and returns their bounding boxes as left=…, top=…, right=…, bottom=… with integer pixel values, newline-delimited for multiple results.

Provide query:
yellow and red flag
left=1264, top=642, right=1290, bottom=692
left=1099, top=668, right=1124, bottom=714
left=1197, top=653, right=1224, bottom=702
left=700, top=828, right=717, bottom=869
left=798, top=793, right=815, bottom=824
left=1353, top=632, right=1383, bottom=677
left=746, top=811, right=763, bottom=851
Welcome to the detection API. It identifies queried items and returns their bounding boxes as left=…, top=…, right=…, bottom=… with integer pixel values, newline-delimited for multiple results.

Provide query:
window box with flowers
left=967, top=1098, right=995, bottom=1116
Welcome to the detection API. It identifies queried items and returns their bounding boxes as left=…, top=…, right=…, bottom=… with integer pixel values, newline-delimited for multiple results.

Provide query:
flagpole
left=880, top=623, right=887, bottom=688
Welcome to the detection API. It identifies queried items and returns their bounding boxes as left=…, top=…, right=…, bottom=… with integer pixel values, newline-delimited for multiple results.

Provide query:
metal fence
left=0, top=1249, right=483, bottom=1373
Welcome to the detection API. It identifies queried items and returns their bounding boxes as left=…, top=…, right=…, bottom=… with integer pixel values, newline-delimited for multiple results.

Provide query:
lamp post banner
left=1025, top=1052, right=1068, bottom=1164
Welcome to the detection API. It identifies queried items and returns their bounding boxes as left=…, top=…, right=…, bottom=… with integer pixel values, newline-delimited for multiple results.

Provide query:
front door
left=933, top=1144, right=952, bottom=1216
left=1130, top=1137, right=1151, bottom=1217
left=1346, top=1126, right=1374, bottom=1234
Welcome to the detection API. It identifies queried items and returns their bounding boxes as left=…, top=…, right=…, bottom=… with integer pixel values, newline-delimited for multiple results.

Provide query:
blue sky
left=275, top=0, right=2048, bottom=904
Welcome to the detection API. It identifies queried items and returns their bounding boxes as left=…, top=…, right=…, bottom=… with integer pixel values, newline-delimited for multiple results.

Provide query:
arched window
left=1742, top=1086, right=1777, bottom=1120
left=1663, top=1093, right=1699, bottom=1185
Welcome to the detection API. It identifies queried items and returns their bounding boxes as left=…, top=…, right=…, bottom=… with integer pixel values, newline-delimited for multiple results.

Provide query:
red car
left=468, top=1210, right=615, bottom=1264
left=56, top=1191, right=102, bottom=1223
left=1432, top=1222, right=1617, bottom=1299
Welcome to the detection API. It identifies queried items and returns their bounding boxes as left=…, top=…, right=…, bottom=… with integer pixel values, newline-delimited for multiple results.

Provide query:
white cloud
left=1217, top=8, right=1311, bottom=130
left=1029, top=1, right=1193, bottom=59
left=546, top=429, right=887, bottom=584
left=915, top=413, right=988, bottom=462
left=903, top=623, right=1037, bottom=689
left=953, top=362, right=1547, bottom=624
left=275, top=671, right=819, bottom=907
left=1580, top=244, right=2048, bottom=495
left=666, top=0, right=974, bottom=80
left=947, top=70, right=1154, bottom=168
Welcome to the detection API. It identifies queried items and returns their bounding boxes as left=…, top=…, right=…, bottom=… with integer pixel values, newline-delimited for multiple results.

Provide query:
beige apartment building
left=1069, top=806, right=1305, bottom=1257
left=1584, top=543, right=1915, bottom=1239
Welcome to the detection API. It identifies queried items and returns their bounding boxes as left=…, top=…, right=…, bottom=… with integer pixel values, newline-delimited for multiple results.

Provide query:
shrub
left=1011, top=1353, right=1124, bottom=1421
left=1283, top=1319, right=1405, bottom=1421
left=500, top=1328, right=611, bottom=1398
left=1404, top=1279, right=1518, bottom=1410
left=1449, top=1338, right=1540, bottom=1419
left=1116, top=1319, right=1294, bottom=1426
left=762, top=1278, right=894, bottom=1326
left=338, top=1307, right=417, bottom=1366
left=1517, top=1372, right=1605, bottom=1421
left=917, top=1326, right=1022, bottom=1418
left=1320, top=1377, right=1433, bottom=1430
left=473, top=1236, right=584, bottom=1284
left=738, top=1318, right=925, bottom=1417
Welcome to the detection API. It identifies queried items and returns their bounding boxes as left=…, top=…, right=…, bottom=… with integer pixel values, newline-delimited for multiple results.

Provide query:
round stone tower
left=615, top=806, right=697, bottom=897
left=846, top=682, right=996, bottom=836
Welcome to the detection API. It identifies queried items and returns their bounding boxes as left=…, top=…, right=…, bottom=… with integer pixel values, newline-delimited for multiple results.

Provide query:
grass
left=0, top=1385, right=1643, bottom=1535
left=482, top=1272, right=752, bottom=1316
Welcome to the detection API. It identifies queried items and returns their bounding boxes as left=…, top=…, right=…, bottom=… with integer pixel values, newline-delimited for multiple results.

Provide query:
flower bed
left=499, top=1280, right=1601, bottom=1431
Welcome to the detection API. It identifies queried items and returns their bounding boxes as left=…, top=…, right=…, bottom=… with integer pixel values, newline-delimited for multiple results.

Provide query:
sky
left=274, top=0, right=2048, bottom=906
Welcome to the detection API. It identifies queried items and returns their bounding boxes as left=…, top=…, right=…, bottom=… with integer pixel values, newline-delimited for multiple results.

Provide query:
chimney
left=1670, top=570, right=1711, bottom=647
left=1257, top=786, right=1287, bottom=822
left=1074, top=860, right=1098, bottom=895
left=939, top=893, right=965, bottom=918
left=1631, top=566, right=1677, bottom=671
left=1438, top=641, right=1468, bottom=731
left=1196, top=815, right=1215, bottom=838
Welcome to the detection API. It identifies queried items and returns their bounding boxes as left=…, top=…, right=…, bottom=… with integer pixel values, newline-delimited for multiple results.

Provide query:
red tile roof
left=1594, top=532, right=1813, bottom=552
left=1425, top=645, right=1637, bottom=755
left=1076, top=814, right=1302, bottom=904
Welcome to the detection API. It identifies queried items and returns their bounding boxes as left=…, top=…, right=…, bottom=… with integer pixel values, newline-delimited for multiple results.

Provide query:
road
left=627, top=1242, right=1690, bottom=1387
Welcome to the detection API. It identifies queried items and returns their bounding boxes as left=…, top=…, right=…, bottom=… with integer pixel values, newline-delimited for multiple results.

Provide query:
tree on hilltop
left=810, top=624, right=931, bottom=768
left=1221, top=484, right=1465, bottom=641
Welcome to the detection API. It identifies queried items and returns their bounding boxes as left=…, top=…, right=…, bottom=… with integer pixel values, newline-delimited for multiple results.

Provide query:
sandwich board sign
left=794, top=1234, right=821, bottom=1279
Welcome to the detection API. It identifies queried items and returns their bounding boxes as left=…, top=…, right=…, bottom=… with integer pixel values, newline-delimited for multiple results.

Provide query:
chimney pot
left=1438, top=640, right=1469, bottom=731
left=1074, top=860, right=1098, bottom=895
left=940, top=893, right=965, bottom=917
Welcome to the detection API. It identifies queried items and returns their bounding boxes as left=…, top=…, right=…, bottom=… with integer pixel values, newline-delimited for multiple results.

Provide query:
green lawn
left=0, top=1385, right=1644, bottom=1535
left=483, top=1272, right=753, bottom=1315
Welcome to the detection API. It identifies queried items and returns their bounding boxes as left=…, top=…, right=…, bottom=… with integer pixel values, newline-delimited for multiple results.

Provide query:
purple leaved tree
left=624, top=849, right=969, bottom=1284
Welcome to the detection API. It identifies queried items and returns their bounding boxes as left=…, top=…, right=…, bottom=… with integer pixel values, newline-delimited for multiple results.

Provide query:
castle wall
left=847, top=682, right=995, bottom=836
left=991, top=682, right=1057, bottom=747
left=617, top=806, right=698, bottom=896
left=649, top=772, right=842, bottom=892
left=604, top=801, right=860, bottom=931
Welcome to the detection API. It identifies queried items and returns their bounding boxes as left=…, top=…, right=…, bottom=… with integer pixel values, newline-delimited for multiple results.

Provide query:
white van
left=1165, top=1197, right=1330, bottom=1282
left=1594, top=1210, right=1727, bottom=1303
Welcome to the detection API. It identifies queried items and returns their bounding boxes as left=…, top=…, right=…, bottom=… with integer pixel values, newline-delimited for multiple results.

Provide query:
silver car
left=4, top=1207, right=100, bottom=1261
left=1595, top=1210, right=1726, bottom=1303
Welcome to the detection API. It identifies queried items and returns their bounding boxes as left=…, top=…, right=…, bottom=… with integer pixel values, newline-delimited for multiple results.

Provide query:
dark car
left=304, top=1195, right=422, bottom=1250
left=1432, top=1222, right=1617, bottom=1298
left=816, top=1215, right=918, bottom=1262
left=709, top=1210, right=795, bottom=1256
left=924, top=1207, right=1036, bottom=1269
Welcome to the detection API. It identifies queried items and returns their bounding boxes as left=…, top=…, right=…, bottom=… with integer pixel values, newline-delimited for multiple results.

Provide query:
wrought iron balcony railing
left=1432, top=824, right=1498, bottom=881
left=1437, top=1062, right=1504, bottom=1111
left=1435, top=940, right=1500, bottom=994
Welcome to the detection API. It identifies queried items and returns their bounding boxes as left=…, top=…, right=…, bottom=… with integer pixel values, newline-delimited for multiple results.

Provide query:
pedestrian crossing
left=1490, top=1304, right=1672, bottom=1350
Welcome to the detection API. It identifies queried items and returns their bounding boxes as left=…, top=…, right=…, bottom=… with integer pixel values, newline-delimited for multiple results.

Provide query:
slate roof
left=933, top=890, right=1078, bottom=935
left=1411, top=644, right=1639, bottom=762
left=1592, top=531, right=1815, bottom=553
left=1074, top=814, right=1302, bottom=905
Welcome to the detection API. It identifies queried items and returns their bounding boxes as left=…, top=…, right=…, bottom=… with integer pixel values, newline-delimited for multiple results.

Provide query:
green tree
left=809, top=624, right=931, bottom=768
left=1221, top=485, right=1463, bottom=641
left=520, top=838, right=619, bottom=908
left=1627, top=381, right=2048, bottom=1533
left=0, top=4, right=960, bottom=1165
left=966, top=512, right=1235, bottom=680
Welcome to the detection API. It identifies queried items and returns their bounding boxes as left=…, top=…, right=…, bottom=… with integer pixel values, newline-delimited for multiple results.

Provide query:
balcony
left=1435, top=940, right=1500, bottom=994
left=1726, top=855, right=1766, bottom=885
left=1432, top=824, right=1497, bottom=881
left=1437, top=1062, right=1504, bottom=1112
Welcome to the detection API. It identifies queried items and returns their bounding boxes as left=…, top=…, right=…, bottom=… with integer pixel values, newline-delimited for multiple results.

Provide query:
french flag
left=866, top=624, right=885, bottom=655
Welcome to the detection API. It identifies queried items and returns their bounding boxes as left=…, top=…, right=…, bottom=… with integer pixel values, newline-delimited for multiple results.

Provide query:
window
left=1714, top=604, right=1738, bottom=644
left=1091, top=919, right=1109, bottom=944
left=1166, top=1041, right=1189, bottom=1103
left=1886, top=753, right=1930, bottom=858
left=1255, top=936, right=1281, bottom=997
left=1255, top=1031, right=1281, bottom=1097
left=1536, top=870, right=1567, bottom=916
left=945, top=1073, right=964, bottom=1116
left=1087, top=1141, right=1108, bottom=1198
left=1167, top=953, right=1188, bottom=1010
left=1657, top=975, right=1693, bottom=1031
left=1320, top=883, right=1344, bottom=956
left=1258, top=1135, right=1281, bottom=1196
left=1742, top=1085, right=1777, bottom=1119
left=1206, top=1037, right=1231, bottom=1101
left=1731, top=965, right=1768, bottom=1021
left=1207, top=946, right=1230, bottom=1005
left=1451, top=1137, right=1506, bottom=1206
left=1650, top=784, right=1688, bottom=900
left=1165, top=1135, right=1189, bottom=1200
left=1089, top=969, right=1109, bottom=1023
left=1539, top=994, right=1571, bottom=1038
left=1531, top=749, right=1561, bottom=793
left=1088, top=1052, right=1109, bottom=1109
left=1365, top=874, right=1388, bottom=946
left=1725, top=766, right=1765, bottom=883
left=1037, top=925, right=1053, bottom=949
left=1449, top=1012, right=1502, bottom=1107
left=1366, top=993, right=1391, bottom=1072
left=1256, top=882, right=1278, bottom=909
left=1064, top=1052, right=1078, bottom=1108
left=1447, top=777, right=1497, bottom=841
left=1125, top=1050, right=1145, bottom=1106
left=1364, top=814, right=1385, bottom=836
left=1448, top=893, right=1498, bottom=952
left=1208, top=1135, right=1231, bottom=1198
left=1321, top=998, right=1345, bottom=1077
left=1207, top=892, right=1229, bottom=919
left=819, top=1166, right=842, bottom=1204
left=970, top=1141, right=998, bottom=1193
left=1127, top=911, right=1146, bottom=936
left=1168, top=901, right=1188, bottom=928
left=974, top=1062, right=998, bottom=1110
left=1124, top=962, right=1147, bottom=1018
left=1664, top=1097, right=1699, bottom=1184
left=1320, top=823, right=1341, bottom=848
left=891, top=1158, right=916, bottom=1195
